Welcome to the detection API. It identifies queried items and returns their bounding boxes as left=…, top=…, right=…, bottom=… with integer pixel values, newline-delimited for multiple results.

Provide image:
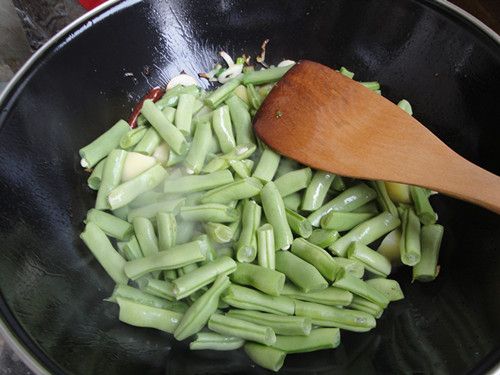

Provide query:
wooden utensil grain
left=253, top=60, right=500, bottom=213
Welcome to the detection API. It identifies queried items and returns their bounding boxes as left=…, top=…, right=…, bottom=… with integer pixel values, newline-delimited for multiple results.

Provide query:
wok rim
left=0, top=0, right=498, bottom=374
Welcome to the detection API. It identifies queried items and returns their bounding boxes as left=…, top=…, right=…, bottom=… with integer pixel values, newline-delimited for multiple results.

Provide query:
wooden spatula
left=253, top=60, right=500, bottom=213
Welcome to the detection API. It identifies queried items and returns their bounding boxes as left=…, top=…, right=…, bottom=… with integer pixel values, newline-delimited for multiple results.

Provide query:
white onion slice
left=219, top=51, right=234, bottom=67
left=122, top=152, right=157, bottom=182
left=278, top=60, right=296, bottom=67
left=166, top=74, right=198, bottom=90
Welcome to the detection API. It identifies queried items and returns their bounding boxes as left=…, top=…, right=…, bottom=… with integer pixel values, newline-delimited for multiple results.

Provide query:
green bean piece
left=243, top=65, right=293, bottom=85
left=161, top=106, right=176, bottom=123
left=236, top=200, right=261, bottom=262
left=108, top=284, right=172, bottom=309
left=193, top=107, right=213, bottom=126
left=360, top=81, right=380, bottom=90
left=164, top=147, right=186, bottom=167
left=339, top=66, right=355, bottom=78
left=157, top=213, right=177, bottom=250
left=202, top=155, right=230, bottom=173
left=399, top=207, right=421, bottom=266
left=257, top=223, right=275, bottom=270
left=275, top=158, right=300, bottom=178
left=348, top=242, right=391, bottom=277
left=127, top=197, right=185, bottom=222
left=117, top=297, right=182, bottom=334
left=285, top=208, right=312, bottom=238
left=189, top=332, right=245, bottom=351
left=272, top=328, right=340, bottom=353
left=80, top=222, right=128, bottom=284
left=320, top=211, right=375, bottom=232
left=329, top=212, right=401, bottom=257
left=366, top=278, right=404, bottom=301
left=79, top=119, right=130, bottom=168
left=208, top=313, right=276, bottom=346
left=230, top=263, right=285, bottom=296
left=275, top=251, right=328, bottom=293
left=332, top=257, right=365, bottom=278
left=302, top=171, right=335, bottom=211
left=222, top=284, right=295, bottom=315
left=413, top=224, right=444, bottom=282
left=86, top=208, right=133, bottom=241
left=244, top=343, right=286, bottom=372
left=246, top=83, right=262, bottom=110
left=370, top=181, right=398, bottom=217
left=201, top=177, right=262, bottom=204
left=95, top=149, right=128, bottom=209
left=227, top=309, right=311, bottom=336
left=163, top=269, right=178, bottom=281
left=180, top=203, right=239, bottom=223
left=87, top=158, right=106, bottom=190
left=352, top=201, right=379, bottom=214
left=156, top=85, right=200, bottom=109
left=205, top=76, right=242, bottom=108
left=212, top=105, right=236, bottom=154
left=107, top=164, right=167, bottom=210
left=132, top=217, right=159, bottom=257
left=174, top=93, right=196, bottom=135
left=333, top=269, right=389, bottom=308
left=282, top=193, right=301, bottom=211
left=226, top=95, right=254, bottom=145
left=348, top=295, right=384, bottom=318
left=398, top=99, right=413, bottom=115
left=133, top=127, right=161, bottom=155
left=141, top=99, right=188, bottom=155
left=124, top=240, right=205, bottom=280
left=184, top=122, right=212, bottom=174
left=332, top=175, right=346, bottom=191
left=274, top=167, right=312, bottom=197
left=172, top=256, right=236, bottom=299
left=291, top=238, right=341, bottom=282
left=252, top=149, right=281, bottom=182
left=174, top=275, right=230, bottom=340
left=308, top=183, right=377, bottom=226
left=141, top=278, right=175, bottom=301
left=308, top=229, right=340, bottom=248
left=261, top=182, right=293, bottom=250
left=121, top=235, right=143, bottom=260
left=220, top=142, right=257, bottom=161
left=164, top=170, right=234, bottom=194
left=128, top=190, right=162, bottom=209
left=204, top=222, right=233, bottom=244
left=120, top=126, right=147, bottom=149
left=409, top=186, right=438, bottom=225
left=294, top=300, right=376, bottom=332
left=228, top=159, right=251, bottom=178
left=281, top=283, right=353, bottom=306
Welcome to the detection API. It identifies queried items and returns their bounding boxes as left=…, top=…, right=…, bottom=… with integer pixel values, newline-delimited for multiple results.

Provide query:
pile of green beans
left=79, top=61, right=444, bottom=372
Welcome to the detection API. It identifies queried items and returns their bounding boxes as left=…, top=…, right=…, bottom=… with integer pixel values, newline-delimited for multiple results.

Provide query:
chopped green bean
left=108, top=284, right=172, bottom=309
left=127, top=197, right=185, bottom=222
left=302, top=171, right=335, bottom=211
left=80, top=222, right=128, bottom=284
left=366, top=278, right=404, bottom=301
left=246, top=83, right=262, bottom=109
left=116, top=297, right=182, bottom=333
left=274, top=167, right=312, bottom=197
left=201, top=177, right=262, bottom=204
left=164, top=170, right=234, bottom=194
left=226, top=95, right=254, bottom=145
left=272, top=328, right=340, bottom=353
left=308, top=229, right=340, bottom=248
left=222, top=284, right=295, bottom=315
left=332, top=175, right=346, bottom=191
left=283, top=193, right=301, bottom=211
left=95, top=149, right=127, bottom=209
left=244, top=342, right=286, bottom=372
left=329, top=212, right=401, bottom=257
left=252, top=148, right=281, bottom=182
left=87, top=158, right=106, bottom=190
left=275, top=251, right=328, bottom=293
left=157, top=213, right=177, bottom=250
left=141, top=278, right=175, bottom=301
left=352, top=201, right=379, bottom=214
left=285, top=208, right=312, bottom=238
left=320, top=211, right=375, bottom=232
left=308, top=183, right=377, bottom=227
left=121, top=235, right=143, bottom=260
left=370, top=181, right=398, bottom=217
left=360, top=81, right=380, bottom=90
left=347, top=242, right=392, bottom=277
left=174, top=93, right=195, bottom=135
left=133, top=127, right=161, bottom=155
left=399, top=207, right=421, bottom=266
left=339, top=66, right=354, bottom=78
left=348, top=295, right=384, bottom=318
left=291, top=238, right=341, bottom=282
left=204, top=222, right=233, bottom=243
left=79, top=119, right=130, bottom=168
left=333, top=269, right=389, bottom=308
left=208, top=313, right=276, bottom=346
left=86, top=208, right=133, bottom=241
left=172, top=256, right=236, bottom=299
left=281, top=283, right=353, bottom=306
left=124, top=240, right=205, bottom=280
left=174, top=275, right=230, bottom=340
left=243, top=65, right=293, bottom=85
left=410, top=186, right=438, bottom=225
left=185, top=122, right=212, bottom=174
left=205, top=76, right=242, bottom=108
left=120, top=126, right=147, bottom=149
left=133, top=217, right=159, bottom=257
left=413, top=224, right=444, bottom=282
left=230, top=263, right=285, bottom=296
left=212, top=105, right=236, bottom=153
left=398, top=99, right=413, bottom=115
left=261, top=182, right=293, bottom=250
left=227, top=309, right=311, bottom=336
left=332, top=257, right=365, bottom=278
left=236, top=200, right=261, bottom=262
left=180, top=203, right=239, bottom=223
left=189, top=332, right=244, bottom=351
left=257, top=223, right=275, bottom=270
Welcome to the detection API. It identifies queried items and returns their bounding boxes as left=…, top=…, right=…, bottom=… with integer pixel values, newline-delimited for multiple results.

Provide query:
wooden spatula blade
left=254, top=60, right=500, bottom=213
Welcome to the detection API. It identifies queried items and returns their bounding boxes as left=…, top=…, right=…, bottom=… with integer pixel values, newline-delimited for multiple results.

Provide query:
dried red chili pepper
left=128, top=86, right=165, bottom=128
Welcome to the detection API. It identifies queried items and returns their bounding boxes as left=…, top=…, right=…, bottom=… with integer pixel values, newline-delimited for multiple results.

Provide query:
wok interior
left=0, top=0, right=499, bottom=373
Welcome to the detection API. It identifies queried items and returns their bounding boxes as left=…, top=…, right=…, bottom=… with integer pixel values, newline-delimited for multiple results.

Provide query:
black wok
left=0, top=0, right=499, bottom=374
